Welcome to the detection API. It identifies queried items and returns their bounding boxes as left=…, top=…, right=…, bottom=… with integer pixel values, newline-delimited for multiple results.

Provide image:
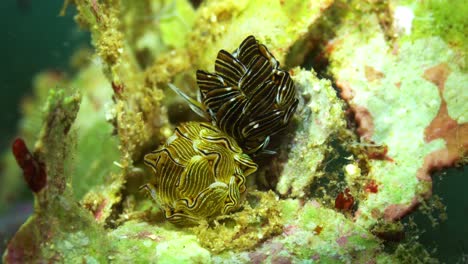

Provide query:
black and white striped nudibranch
left=197, top=36, right=298, bottom=154
left=143, top=36, right=297, bottom=225
left=169, top=36, right=298, bottom=154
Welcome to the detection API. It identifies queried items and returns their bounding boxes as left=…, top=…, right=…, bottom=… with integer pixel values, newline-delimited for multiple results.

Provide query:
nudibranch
left=143, top=36, right=297, bottom=225
left=142, top=122, right=257, bottom=226
left=170, top=36, right=298, bottom=154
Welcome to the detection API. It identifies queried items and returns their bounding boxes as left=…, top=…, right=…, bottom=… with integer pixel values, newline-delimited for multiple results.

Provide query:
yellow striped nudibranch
left=143, top=36, right=297, bottom=225
left=142, top=122, right=257, bottom=226
left=197, top=36, right=298, bottom=154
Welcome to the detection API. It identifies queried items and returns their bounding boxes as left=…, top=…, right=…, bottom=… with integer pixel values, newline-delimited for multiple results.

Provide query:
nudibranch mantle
left=170, top=36, right=299, bottom=154
left=197, top=36, right=299, bottom=153
left=143, top=122, right=257, bottom=226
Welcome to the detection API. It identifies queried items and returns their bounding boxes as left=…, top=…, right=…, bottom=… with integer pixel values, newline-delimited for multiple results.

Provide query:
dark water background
left=0, top=1, right=88, bottom=150
left=0, top=1, right=90, bottom=259
left=0, top=1, right=466, bottom=263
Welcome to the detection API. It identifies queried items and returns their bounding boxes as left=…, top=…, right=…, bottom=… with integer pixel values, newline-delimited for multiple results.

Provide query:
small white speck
left=345, top=164, right=360, bottom=176
left=104, top=103, right=116, bottom=121
left=113, top=161, right=124, bottom=168
left=253, top=123, right=259, bottom=129
left=167, top=134, right=178, bottom=144
left=313, top=83, right=321, bottom=92
left=143, top=240, right=152, bottom=247
left=394, top=6, right=415, bottom=35
left=210, top=14, right=217, bottom=23
left=147, top=234, right=158, bottom=240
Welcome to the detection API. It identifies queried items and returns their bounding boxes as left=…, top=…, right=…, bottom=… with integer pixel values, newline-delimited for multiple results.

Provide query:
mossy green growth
left=233, top=198, right=387, bottom=264
left=398, top=0, right=467, bottom=57
left=189, top=0, right=334, bottom=70
left=108, top=221, right=211, bottom=263
left=34, top=88, right=81, bottom=197
left=191, top=191, right=283, bottom=253
left=0, top=71, right=68, bottom=213
left=67, top=64, right=121, bottom=201
left=2, top=88, right=108, bottom=262
left=159, top=0, right=196, bottom=48
left=444, top=67, right=468, bottom=123
left=71, top=120, right=120, bottom=199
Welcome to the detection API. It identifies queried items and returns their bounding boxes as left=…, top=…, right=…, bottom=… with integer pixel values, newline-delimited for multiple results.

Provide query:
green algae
left=108, top=221, right=211, bottom=263
left=444, top=70, right=468, bottom=123
left=327, top=4, right=466, bottom=229
left=399, top=0, right=467, bottom=57
left=69, top=64, right=121, bottom=201
left=0, top=72, right=68, bottom=213
left=159, top=0, right=196, bottom=48
left=188, top=0, right=333, bottom=71
left=3, top=88, right=111, bottom=262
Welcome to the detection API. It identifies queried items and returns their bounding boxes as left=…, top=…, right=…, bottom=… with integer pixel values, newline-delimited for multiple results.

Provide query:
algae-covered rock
left=276, top=68, right=348, bottom=198
left=2, top=0, right=466, bottom=263
left=326, top=1, right=467, bottom=229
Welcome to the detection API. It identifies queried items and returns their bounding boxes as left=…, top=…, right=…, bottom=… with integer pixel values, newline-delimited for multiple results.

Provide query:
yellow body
left=143, top=122, right=257, bottom=225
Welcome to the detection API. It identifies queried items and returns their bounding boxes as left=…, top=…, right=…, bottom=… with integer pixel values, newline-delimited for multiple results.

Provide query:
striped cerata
left=170, top=36, right=298, bottom=154
left=142, top=122, right=257, bottom=226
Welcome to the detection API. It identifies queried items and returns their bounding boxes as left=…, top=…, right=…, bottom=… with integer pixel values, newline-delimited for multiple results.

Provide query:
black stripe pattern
left=197, top=36, right=298, bottom=153
left=142, top=36, right=297, bottom=225
left=143, top=122, right=257, bottom=226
